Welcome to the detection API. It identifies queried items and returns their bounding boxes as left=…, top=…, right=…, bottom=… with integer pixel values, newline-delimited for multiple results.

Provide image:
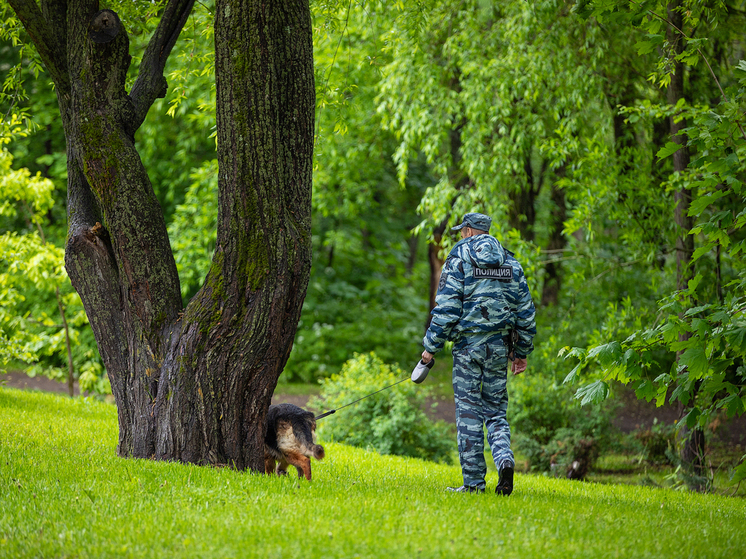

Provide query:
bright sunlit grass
left=1, top=388, right=744, bottom=558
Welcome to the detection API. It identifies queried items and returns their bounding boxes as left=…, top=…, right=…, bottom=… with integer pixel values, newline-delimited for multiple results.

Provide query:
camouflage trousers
left=452, top=338, right=514, bottom=488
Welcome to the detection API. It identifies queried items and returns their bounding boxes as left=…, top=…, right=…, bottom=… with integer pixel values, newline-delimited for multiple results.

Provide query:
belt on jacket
left=453, top=330, right=511, bottom=351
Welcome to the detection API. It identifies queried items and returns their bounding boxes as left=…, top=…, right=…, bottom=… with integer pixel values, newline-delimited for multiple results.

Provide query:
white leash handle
left=411, top=358, right=435, bottom=384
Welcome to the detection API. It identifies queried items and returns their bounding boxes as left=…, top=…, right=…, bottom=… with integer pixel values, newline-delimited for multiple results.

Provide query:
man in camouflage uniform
left=421, top=212, right=536, bottom=495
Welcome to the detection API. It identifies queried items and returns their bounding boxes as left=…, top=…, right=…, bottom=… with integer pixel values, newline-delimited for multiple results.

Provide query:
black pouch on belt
left=504, top=330, right=517, bottom=361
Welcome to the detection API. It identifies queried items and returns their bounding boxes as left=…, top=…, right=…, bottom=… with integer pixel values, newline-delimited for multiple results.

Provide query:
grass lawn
left=1, top=388, right=745, bottom=559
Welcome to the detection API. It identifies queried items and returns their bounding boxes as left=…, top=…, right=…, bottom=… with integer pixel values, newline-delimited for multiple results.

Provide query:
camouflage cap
left=452, top=212, right=492, bottom=232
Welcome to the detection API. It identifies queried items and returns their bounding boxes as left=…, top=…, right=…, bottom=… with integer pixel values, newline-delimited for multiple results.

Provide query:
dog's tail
left=312, top=444, right=325, bottom=461
left=291, top=414, right=325, bottom=461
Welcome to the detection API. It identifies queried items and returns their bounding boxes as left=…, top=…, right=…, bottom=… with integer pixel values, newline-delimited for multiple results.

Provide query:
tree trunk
left=426, top=217, right=448, bottom=328
left=426, top=97, right=469, bottom=326
left=541, top=168, right=566, bottom=307
left=508, top=154, right=541, bottom=242
left=10, top=0, right=314, bottom=471
left=426, top=108, right=472, bottom=326
left=666, top=0, right=704, bottom=479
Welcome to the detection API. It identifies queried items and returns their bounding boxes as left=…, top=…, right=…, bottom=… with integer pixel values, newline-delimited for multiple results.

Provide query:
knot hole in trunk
left=88, top=10, right=122, bottom=44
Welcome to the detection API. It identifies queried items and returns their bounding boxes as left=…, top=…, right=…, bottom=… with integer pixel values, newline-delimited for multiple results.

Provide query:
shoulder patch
left=438, top=271, right=448, bottom=291
left=474, top=266, right=513, bottom=281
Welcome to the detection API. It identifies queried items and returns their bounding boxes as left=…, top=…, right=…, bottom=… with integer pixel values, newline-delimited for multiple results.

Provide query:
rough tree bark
left=8, top=0, right=315, bottom=471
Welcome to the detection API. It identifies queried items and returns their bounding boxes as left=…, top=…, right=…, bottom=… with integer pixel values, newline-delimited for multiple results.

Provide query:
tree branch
left=128, top=0, right=196, bottom=134
left=64, top=7, right=182, bottom=340
left=7, top=0, right=70, bottom=93
left=40, top=0, right=68, bottom=73
left=628, top=0, right=746, bottom=142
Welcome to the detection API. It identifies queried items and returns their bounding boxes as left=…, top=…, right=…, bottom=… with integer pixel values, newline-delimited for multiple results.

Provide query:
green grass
left=1, top=388, right=745, bottom=559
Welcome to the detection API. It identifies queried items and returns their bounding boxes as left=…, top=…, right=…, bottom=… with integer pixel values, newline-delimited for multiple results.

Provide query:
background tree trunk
left=666, top=0, right=704, bottom=481
left=508, top=154, right=541, bottom=242
left=426, top=217, right=448, bottom=328
left=426, top=99, right=468, bottom=327
left=9, top=0, right=314, bottom=471
left=541, top=170, right=566, bottom=307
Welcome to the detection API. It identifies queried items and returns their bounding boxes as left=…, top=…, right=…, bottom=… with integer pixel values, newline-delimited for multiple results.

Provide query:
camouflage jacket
left=423, top=234, right=536, bottom=357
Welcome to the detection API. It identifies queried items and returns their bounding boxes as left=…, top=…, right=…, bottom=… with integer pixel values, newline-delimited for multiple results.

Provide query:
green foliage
left=283, top=180, right=430, bottom=382
left=281, top=3, right=434, bottom=381
left=1, top=17, right=100, bottom=389
left=732, top=453, right=746, bottom=486
left=286, top=272, right=428, bottom=382
left=310, top=353, right=453, bottom=463
left=0, top=143, right=105, bottom=393
left=3, top=0, right=745, bottom=492
left=559, top=0, right=746, bottom=485
left=564, top=278, right=746, bottom=420
left=167, top=160, right=218, bottom=302
left=0, top=146, right=54, bottom=224
left=378, top=0, right=611, bottom=252
left=3, top=388, right=746, bottom=558
left=0, top=4, right=43, bottom=132
left=510, top=364, right=615, bottom=475
left=508, top=266, right=662, bottom=476
left=633, top=419, right=677, bottom=466
left=134, top=2, right=218, bottom=222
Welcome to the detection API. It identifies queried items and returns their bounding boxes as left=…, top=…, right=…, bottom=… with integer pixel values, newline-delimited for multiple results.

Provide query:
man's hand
left=421, top=350, right=434, bottom=363
left=511, top=358, right=527, bottom=375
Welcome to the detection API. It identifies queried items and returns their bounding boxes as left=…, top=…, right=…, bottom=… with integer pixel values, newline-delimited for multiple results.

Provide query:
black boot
left=496, top=466, right=514, bottom=496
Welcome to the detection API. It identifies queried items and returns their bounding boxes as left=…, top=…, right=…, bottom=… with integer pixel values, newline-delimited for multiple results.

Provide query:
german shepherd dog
left=264, top=403, right=325, bottom=480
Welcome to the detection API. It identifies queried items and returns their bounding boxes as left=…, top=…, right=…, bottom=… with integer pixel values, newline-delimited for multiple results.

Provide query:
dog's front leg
left=264, top=455, right=276, bottom=475
left=285, top=452, right=312, bottom=480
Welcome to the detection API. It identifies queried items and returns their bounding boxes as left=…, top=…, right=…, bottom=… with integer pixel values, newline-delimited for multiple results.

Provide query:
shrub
left=634, top=419, right=676, bottom=466
left=309, top=352, right=453, bottom=464
left=510, top=371, right=616, bottom=478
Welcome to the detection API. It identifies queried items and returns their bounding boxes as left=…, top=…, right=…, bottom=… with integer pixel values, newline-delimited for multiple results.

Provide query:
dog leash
left=314, top=359, right=434, bottom=420
left=314, top=377, right=410, bottom=420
